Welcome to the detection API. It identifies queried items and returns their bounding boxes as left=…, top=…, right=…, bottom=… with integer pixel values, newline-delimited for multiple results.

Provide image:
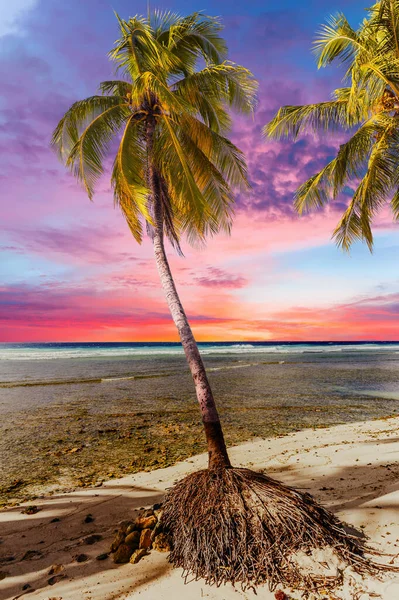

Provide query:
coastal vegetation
left=52, top=10, right=256, bottom=473
left=265, top=0, right=399, bottom=251
left=51, top=9, right=391, bottom=593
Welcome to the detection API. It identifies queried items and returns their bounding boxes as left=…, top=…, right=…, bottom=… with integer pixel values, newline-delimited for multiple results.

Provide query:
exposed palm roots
left=161, top=467, right=396, bottom=592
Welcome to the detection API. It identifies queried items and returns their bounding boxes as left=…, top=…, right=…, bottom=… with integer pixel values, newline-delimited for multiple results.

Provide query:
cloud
left=0, top=0, right=398, bottom=343
left=194, top=267, right=248, bottom=289
left=1, top=278, right=398, bottom=342
left=6, top=225, right=128, bottom=263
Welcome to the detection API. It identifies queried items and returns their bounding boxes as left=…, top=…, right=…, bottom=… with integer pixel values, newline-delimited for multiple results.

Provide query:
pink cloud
left=194, top=267, right=248, bottom=289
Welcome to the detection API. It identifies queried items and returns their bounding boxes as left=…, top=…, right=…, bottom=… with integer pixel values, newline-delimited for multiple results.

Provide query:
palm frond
left=112, top=115, right=149, bottom=242
left=53, top=10, right=255, bottom=251
left=52, top=97, right=130, bottom=198
left=314, top=13, right=364, bottom=68
left=332, top=191, right=374, bottom=251
left=264, top=2, right=399, bottom=250
left=162, top=12, right=227, bottom=68
left=264, top=98, right=355, bottom=140
left=391, top=187, right=399, bottom=218
left=174, top=62, right=257, bottom=115
left=333, top=121, right=398, bottom=250
left=99, top=80, right=133, bottom=97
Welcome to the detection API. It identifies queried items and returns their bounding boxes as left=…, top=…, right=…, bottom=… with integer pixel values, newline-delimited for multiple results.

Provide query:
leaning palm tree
left=264, top=0, right=399, bottom=251
left=52, top=10, right=390, bottom=593
left=52, top=10, right=255, bottom=469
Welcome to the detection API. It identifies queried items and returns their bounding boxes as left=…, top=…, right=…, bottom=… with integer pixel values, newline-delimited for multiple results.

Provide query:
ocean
left=1, top=341, right=398, bottom=504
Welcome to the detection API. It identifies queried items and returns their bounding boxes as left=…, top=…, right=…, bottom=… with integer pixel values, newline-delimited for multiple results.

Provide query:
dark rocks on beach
left=110, top=531, right=125, bottom=552
left=109, top=503, right=170, bottom=566
left=118, top=519, right=134, bottom=533
left=129, top=548, right=147, bottom=564
left=75, top=553, right=88, bottom=563
left=125, top=523, right=136, bottom=536
left=84, top=513, right=94, bottom=523
left=83, top=534, right=102, bottom=545
left=48, top=574, right=66, bottom=586
left=152, top=533, right=172, bottom=552
left=125, top=531, right=140, bottom=549
left=48, top=564, right=65, bottom=576
left=96, top=553, right=109, bottom=561
left=50, top=517, right=60, bottom=523
left=22, top=583, right=32, bottom=590
left=135, top=515, right=157, bottom=530
left=2, top=555, right=15, bottom=562
left=22, top=550, right=43, bottom=561
left=139, top=528, right=152, bottom=549
left=21, top=506, right=42, bottom=515
left=113, top=543, right=133, bottom=564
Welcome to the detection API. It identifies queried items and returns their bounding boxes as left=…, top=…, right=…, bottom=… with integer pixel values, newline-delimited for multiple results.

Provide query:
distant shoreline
left=1, top=340, right=399, bottom=345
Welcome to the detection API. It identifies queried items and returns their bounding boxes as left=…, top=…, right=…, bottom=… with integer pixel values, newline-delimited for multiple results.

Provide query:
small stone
left=48, top=564, right=65, bottom=576
left=129, top=548, right=147, bottom=564
left=125, top=523, right=137, bottom=535
left=113, top=543, right=133, bottom=564
left=96, top=553, right=109, bottom=561
left=84, top=514, right=94, bottom=523
left=48, top=574, right=66, bottom=585
left=274, top=592, right=287, bottom=600
left=22, top=550, right=42, bottom=561
left=22, top=583, right=31, bottom=590
left=22, top=506, right=41, bottom=515
left=134, top=515, right=157, bottom=530
left=152, top=503, right=162, bottom=511
left=110, top=531, right=125, bottom=552
left=139, top=528, right=152, bottom=550
left=75, top=553, right=88, bottom=563
left=125, top=531, right=140, bottom=549
left=83, top=534, right=102, bottom=545
left=118, top=519, right=133, bottom=533
left=50, top=517, right=60, bottom=523
left=153, top=533, right=172, bottom=553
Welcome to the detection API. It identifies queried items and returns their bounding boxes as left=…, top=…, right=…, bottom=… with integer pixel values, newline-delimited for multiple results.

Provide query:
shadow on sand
left=1, top=431, right=399, bottom=599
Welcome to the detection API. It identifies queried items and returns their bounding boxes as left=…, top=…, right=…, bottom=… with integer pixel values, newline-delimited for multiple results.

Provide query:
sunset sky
left=0, top=0, right=398, bottom=342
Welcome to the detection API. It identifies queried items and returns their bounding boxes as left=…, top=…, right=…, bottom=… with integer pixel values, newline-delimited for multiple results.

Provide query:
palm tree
left=52, top=10, right=388, bottom=592
left=52, top=11, right=256, bottom=470
left=264, top=0, right=399, bottom=251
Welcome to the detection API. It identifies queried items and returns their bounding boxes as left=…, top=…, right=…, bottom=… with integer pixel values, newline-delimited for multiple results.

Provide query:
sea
left=1, top=341, right=399, bottom=413
left=1, top=341, right=398, bottom=502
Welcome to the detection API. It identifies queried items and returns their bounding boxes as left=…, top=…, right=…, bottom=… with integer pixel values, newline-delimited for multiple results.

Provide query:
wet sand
left=2, top=348, right=399, bottom=506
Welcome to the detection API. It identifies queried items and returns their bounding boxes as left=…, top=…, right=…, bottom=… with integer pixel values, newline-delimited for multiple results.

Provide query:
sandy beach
left=1, top=416, right=399, bottom=600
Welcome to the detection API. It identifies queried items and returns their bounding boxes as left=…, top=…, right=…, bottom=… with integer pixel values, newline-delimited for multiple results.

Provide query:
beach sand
left=1, top=416, right=399, bottom=600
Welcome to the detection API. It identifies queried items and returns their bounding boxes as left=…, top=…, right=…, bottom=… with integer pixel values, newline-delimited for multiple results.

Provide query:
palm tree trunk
left=150, top=177, right=231, bottom=470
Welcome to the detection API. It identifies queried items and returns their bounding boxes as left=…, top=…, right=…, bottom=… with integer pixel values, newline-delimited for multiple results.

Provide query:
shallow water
left=0, top=342, right=398, bottom=505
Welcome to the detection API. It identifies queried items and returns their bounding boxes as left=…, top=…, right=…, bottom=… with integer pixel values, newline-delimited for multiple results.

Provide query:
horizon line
left=1, top=340, right=399, bottom=345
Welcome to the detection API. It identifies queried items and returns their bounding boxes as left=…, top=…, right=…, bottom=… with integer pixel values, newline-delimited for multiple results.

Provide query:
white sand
left=1, top=417, right=399, bottom=600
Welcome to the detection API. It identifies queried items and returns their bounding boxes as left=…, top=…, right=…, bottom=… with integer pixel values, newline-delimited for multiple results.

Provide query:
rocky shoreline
left=110, top=504, right=172, bottom=565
